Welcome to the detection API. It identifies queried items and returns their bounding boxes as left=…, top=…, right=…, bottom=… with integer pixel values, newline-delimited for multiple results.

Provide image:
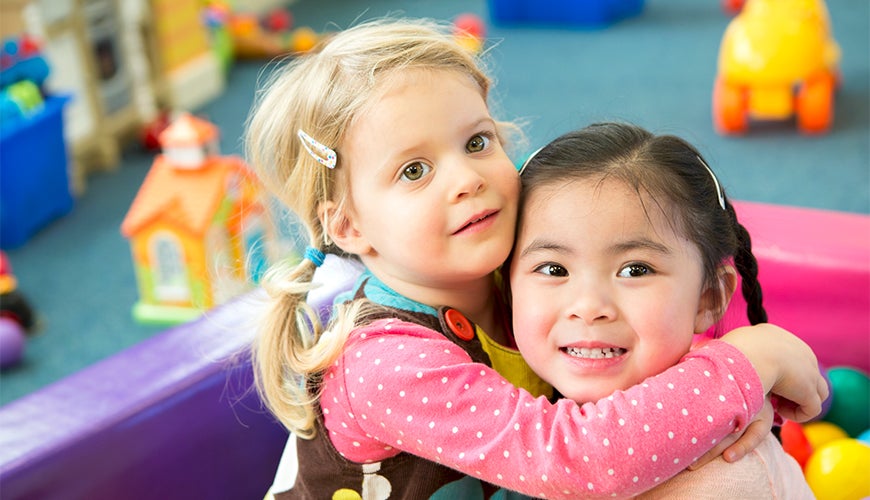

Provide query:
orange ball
left=290, top=27, right=318, bottom=53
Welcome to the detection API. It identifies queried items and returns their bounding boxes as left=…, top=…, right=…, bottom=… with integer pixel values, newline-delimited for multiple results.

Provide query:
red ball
left=453, top=13, right=485, bottom=39
left=780, top=419, right=813, bottom=469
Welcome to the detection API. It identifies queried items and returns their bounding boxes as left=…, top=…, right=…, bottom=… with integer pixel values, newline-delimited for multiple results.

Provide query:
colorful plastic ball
left=824, top=366, right=870, bottom=437
left=811, top=365, right=834, bottom=421
left=804, top=421, right=849, bottom=450
left=0, top=317, right=25, bottom=368
left=804, top=438, right=870, bottom=500
left=858, top=428, right=870, bottom=446
left=780, top=420, right=812, bottom=469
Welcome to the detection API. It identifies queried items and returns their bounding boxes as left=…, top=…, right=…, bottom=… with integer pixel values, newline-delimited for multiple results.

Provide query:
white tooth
left=566, top=347, right=626, bottom=359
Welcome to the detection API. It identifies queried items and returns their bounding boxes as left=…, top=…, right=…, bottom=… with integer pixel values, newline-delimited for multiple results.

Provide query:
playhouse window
left=152, top=233, right=190, bottom=301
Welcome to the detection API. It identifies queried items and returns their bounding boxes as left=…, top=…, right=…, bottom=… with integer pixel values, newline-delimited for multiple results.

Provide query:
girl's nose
left=448, top=159, right=487, bottom=201
left=567, top=282, right=617, bottom=325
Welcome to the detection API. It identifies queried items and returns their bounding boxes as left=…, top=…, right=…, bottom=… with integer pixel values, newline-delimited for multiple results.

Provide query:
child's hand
left=720, top=324, right=828, bottom=423
left=688, top=398, right=774, bottom=469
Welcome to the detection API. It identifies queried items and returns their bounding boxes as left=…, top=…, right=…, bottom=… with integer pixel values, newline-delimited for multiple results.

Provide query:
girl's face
left=510, top=177, right=718, bottom=403
left=334, top=69, right=519, bottom=304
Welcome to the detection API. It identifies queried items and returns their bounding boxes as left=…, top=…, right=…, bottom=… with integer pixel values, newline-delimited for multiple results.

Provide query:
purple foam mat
left=0, top=291, right=288, bottom=500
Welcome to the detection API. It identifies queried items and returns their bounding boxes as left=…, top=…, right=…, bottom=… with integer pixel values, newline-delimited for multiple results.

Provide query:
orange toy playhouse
left=121, top=113, right=272, bottom=325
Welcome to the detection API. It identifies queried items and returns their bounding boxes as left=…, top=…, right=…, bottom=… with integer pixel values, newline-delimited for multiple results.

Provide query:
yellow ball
left=805, top=439, right=870, bottom=500
left=804, top=421, right=849, bottom=450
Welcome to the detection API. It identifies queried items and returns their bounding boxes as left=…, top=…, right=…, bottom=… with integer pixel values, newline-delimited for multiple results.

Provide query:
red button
left=444, top=308, right=474, bottom=341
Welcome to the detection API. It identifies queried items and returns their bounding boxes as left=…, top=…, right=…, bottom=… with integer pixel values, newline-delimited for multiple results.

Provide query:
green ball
left=824, top=367, right=870, bottom=437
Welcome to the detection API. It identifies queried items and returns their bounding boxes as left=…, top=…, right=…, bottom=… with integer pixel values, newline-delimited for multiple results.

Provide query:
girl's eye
left=466, top=134, right=491, bottom=153
left=401, top=162, right=432, bottom=182
left=534, top=263, right=568, bottom=277
left=617, top=263, right=652, bottom=278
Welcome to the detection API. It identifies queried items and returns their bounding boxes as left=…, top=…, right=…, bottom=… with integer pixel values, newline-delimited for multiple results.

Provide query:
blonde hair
left=245, top=18, right=511, bottom=438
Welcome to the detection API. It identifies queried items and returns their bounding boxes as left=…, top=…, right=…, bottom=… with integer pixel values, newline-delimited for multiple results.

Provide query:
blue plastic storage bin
left=488, top=0, right=645, bottom=27
left=0, top=95, right=73, bottom=249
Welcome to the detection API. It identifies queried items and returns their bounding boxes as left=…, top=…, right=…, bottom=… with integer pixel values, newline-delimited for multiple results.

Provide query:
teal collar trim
left=334, top=269, right=438, bottom=317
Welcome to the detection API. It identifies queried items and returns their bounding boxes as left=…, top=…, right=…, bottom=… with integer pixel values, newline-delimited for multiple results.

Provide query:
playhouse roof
left=158, top=112, right=219, bottom=148
left=120, top=154, right=250, bottom=238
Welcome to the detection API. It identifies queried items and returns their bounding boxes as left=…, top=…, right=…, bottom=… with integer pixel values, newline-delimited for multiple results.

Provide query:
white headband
left=697, top=155, right=726, bottom=211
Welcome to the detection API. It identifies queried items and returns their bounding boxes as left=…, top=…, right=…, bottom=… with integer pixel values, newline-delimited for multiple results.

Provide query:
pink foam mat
left=722, top=201, right=869, bottom=372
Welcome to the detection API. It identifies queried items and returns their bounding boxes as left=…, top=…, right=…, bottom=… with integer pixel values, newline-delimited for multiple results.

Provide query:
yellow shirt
left=476, top=325, right=553, bottom=399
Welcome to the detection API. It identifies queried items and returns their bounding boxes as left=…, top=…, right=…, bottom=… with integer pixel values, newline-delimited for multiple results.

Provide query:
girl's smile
left=510, top=177, right=711, bottom=403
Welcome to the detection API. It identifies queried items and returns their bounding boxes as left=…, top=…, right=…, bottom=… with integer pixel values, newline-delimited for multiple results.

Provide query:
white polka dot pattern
left=319, top=319, right=764, bottom=498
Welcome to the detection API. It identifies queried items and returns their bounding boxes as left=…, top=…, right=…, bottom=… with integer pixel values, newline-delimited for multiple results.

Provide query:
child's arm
left=322, top=319, right=768, bottom=498
left=689, top=398, right=774, bottom=469
left=689, top=323, right=827, bottom=469
left=719, top=324, right=828, bottom=423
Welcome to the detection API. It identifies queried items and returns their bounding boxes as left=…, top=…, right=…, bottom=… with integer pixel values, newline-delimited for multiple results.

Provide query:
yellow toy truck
left=713, top=0, right=841, bottom=134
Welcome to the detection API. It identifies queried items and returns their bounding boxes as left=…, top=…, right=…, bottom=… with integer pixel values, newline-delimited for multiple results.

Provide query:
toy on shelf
left=0, top=251, right=36, bottom=369
left=121, top=113, right=274, bottom=325
left=0, top=36, right=74, bottom=250
left=225, top=6, right=322, bottom=59
left=0, top=35, right=50, bottom=131
left=713, top=0, right=841, bottom=135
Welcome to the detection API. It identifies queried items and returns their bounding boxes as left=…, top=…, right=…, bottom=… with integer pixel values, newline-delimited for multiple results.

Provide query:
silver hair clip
left=297, top=129, right=337, bottom=169
left=697, top=155, right=726, bottom=210
left=518, top=146, right=544, bottom=175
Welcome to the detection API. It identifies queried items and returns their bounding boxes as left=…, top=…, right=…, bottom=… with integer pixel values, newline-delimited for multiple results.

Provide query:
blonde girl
left=246, top=18, right=827, bottom=499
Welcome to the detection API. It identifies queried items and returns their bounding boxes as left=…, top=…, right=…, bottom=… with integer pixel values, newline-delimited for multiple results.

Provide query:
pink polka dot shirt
left=320, top=318, right=764, bottom=498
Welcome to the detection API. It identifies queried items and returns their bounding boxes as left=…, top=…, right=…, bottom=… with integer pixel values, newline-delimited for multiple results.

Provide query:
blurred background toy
left=226, top=5, right=321, bottom=59
left=0, top=251, right=36, bottom=369
left=0, top=35, right=50, bottom=129
left=713, top=0, right=841, bottom=135
left=453, top=13, right=486, bottom=53
left=0, top=35, right=75, bottom=250
left=721, top=0, right=746, bottom=15
left=121, top=113, right=274, bottom=325
left=487, top=0, right=644, bottom=28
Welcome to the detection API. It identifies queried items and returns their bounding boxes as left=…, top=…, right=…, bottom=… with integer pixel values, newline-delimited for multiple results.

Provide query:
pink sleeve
left=321, top=319, right=764, bottom=498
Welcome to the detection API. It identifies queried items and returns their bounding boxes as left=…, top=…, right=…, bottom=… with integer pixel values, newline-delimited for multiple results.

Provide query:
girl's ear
left=694, top=265, right=738, bottom=333
left=318, top=201, right=372, bottom=256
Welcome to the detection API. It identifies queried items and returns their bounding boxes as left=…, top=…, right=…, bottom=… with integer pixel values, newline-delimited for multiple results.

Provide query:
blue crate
left=488, top=0, right=645, bottom=28
left=1, top=95, right=73, bottom=249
